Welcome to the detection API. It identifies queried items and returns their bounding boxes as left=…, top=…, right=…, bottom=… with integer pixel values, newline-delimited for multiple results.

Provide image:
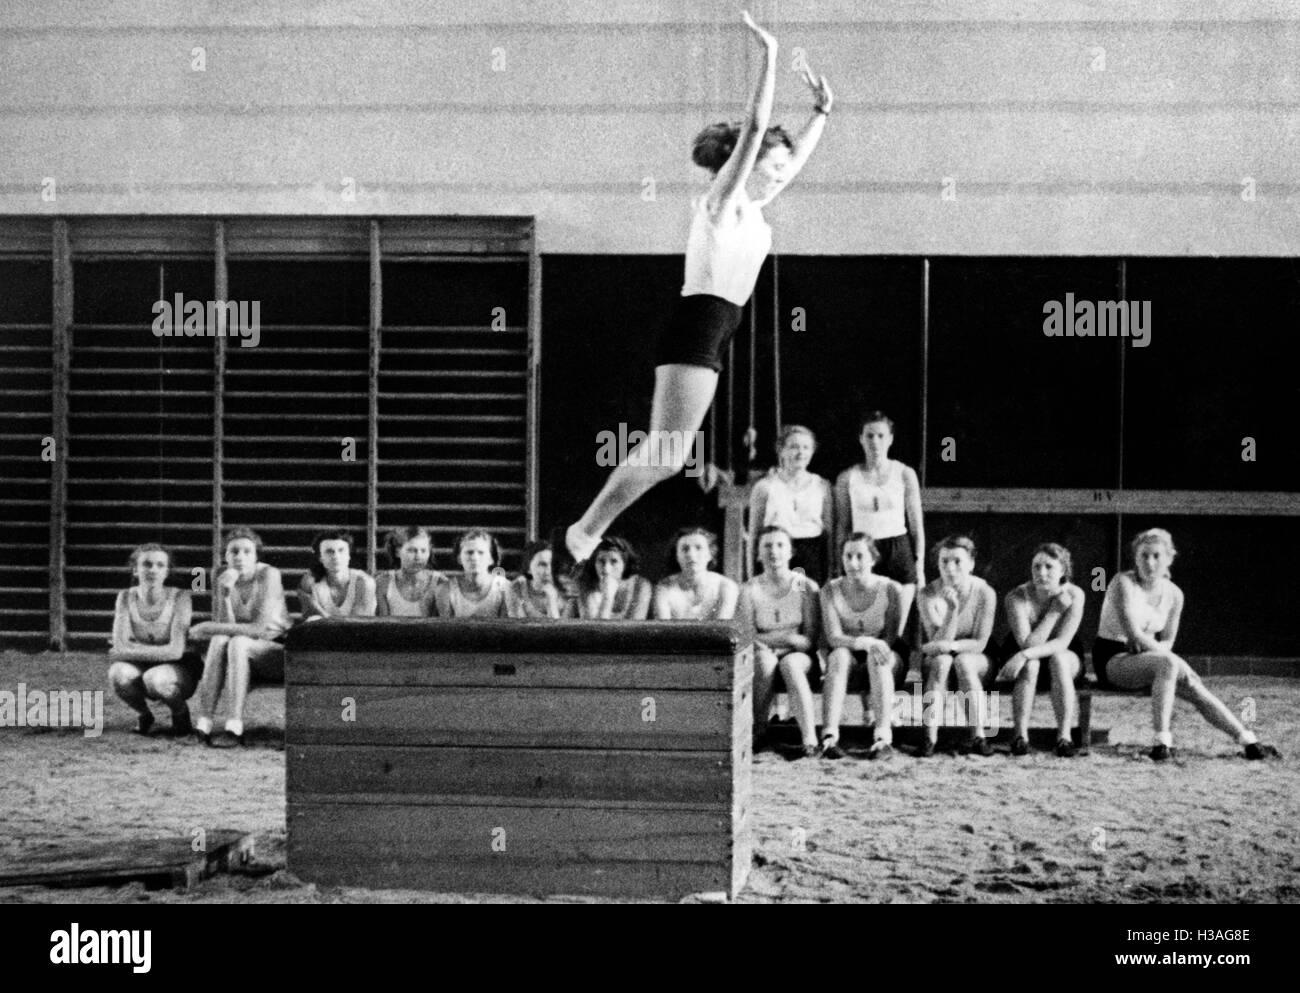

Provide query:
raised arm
left=299, top=573, right=324, bottom=620
left=948, top=585, right=997, bottom=656
left=705, top=12, right=778, bottom=216
left=752, top=63, right=833, bottom=208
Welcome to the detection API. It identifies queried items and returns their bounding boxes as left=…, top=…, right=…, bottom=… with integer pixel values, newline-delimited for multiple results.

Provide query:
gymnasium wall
left=2, top=0, right=1299, bottom=255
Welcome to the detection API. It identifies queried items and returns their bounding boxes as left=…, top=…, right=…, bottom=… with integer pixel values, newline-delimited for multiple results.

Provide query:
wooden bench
left=284, top=618, right=752, bottom=900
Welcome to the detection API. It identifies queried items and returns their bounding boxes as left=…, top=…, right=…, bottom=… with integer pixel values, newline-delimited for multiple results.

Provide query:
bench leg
left=1078, top=692, right=1092, bottom=755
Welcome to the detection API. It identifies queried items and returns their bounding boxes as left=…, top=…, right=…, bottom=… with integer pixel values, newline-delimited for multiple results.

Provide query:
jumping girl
left=577, top=536, right=653, bottom=620
left=298, top=530, right=377, bottom=620
left=917, top=535, right=996, bottom=757
left=820, top=534, right=907, bottom=760
left=1094, top=528, right=1281, bottom=762
left=375, top=525, right=444, bottom=617
left=653, top=526, right=740, bottom=621
left=996, top=543, right=1086, bottom=757
left=508, top=540, right=564, bottom=618
left=563, top=10, right=832, bottom=569
left=190, top=527, right=290, bottom=748
left=748, top=425, right=833, bottom=583
left=434, top=529, right=512, bottom=619
left=107, top=544, right=199, bottom=736
left=833, top=411, right=925, bottom=624
left=739, top=525, right=822, bottom=758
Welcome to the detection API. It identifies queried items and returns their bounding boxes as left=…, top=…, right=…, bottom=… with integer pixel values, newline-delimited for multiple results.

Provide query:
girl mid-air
left=563, top=10, right=832, bottom=569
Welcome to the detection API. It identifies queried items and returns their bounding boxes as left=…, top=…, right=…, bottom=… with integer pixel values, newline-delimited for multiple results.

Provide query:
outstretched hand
left=801, top=64, right=833, bottom=112
left=741, top=10, right=777, bottom=50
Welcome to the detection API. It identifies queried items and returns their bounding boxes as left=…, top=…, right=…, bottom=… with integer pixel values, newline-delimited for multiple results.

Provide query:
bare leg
left=867, top=648, right=901, bottom=745
left=822, top=647, right=853, bottom=745
left=752, top=646, right=779, bottom=740
left=196, top=636, right=230, bottom=722
left=954, top=652, right=991, bottom=737
left=569, top=364, right=719, bottom=559
left=1174, top=664, right=1248, bottom=740
left=108, top=661, right=150, bottom=718
left=1012, top=658, right=1040, bottom=739
left=1048, top=652, right=1080, bottom=740
left=778, top=653, right=818, bottom=748
left=924, top=653, right=953, bottom=745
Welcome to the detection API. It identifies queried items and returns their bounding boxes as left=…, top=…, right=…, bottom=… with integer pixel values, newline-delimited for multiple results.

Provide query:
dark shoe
left=1244, top=742, right=1282, bottom=761
left=820, top=737, right=847, bottom=760
left=210, top=730, right=244, bottom=749
left=195, top=728, right=212, bottom=747
left=132, top=711, right=155, bottom=736
left=916, top=738, right=936, bottom=758
left=1149, top=743, right=1174, bottom=762
left=965, top=736, right=994, bottom=757
left=866, top=741, right=894, bottom=761
left=1054, top=738, right=1077, bottom=758
left=169, top=707, right=193, bottom=738
left=1010, top=736, right=1029, bottom=756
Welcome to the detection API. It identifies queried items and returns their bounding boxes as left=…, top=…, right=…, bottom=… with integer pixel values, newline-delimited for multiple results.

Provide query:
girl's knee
left=107, top=662, right=141, bottom=688
left=1017, top=657, right=1040, bottom=684
left=144, top=669, right=184, bottom=703
left=754, top=648, right=780, bottom=675
left=826, top=647, right=852, bottom=672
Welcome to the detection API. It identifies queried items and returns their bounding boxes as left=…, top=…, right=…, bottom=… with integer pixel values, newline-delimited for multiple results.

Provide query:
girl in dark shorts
left=748, top=425, right=832, bottom=583
left=820, top=534, right=908, bottom=761
left=1095, top=528, right=1281, bottom=762
left=107, top=543, right=200, bottom=736
left=562, top=11, right=833, bottom=568
left=995, top=543, right=1086, bottom=757
left=833, top=411, right=925, bottom=628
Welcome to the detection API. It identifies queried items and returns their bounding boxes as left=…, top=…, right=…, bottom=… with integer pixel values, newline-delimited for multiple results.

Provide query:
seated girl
left=190, top=526, right=291, bottom=748
left=298, top=530, right=377, bottom=620
left=375, top=525, right=444, bottom=617
left=577, top=536, right=653, bottom=620
left=434, top=529, right=512, bottom=619
left=739, top=525, right=821, bottom=758
left=996, top=542, right=1086, bottom=757
left=653, top=526, right=740, bottom=621
left=107, top=543, right=199, bottom=736
left=508, top=540, right=563, bottom=618
left=1094, top=528, right=1281, bottom=762
left=917, top=535, right=996, bottom=757
left=748, top=425, right=832, bottom=583
left=820, top=533, right=907, bottom=761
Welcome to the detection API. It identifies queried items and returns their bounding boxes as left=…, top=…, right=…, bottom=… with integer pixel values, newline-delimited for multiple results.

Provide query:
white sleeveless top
left=448, top=573, right=511, bottom=618
left=846, top=462, right=908, bottom=539
left=825, top=577, right=896, bottom=639
left=383, top=569, right=438, bottom=617
left=1098, top=573, right=1175, bottom=643
left=307, top=569, right=371, bottom=618
left=755, top=471, right=828, bottom=539
left=921, top=577, right=994, bottom=640
left=126, top=586, right=180, bottom=644
left=226, top=564, right=290, bottom=638
left=746, top=574, right=816, bottom=640
left=681, top=197, right=772, bottom=307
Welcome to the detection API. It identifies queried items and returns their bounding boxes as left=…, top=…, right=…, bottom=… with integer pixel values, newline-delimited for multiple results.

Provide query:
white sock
left=195, top=716, right=213, bottom=735
left=1154, top=731, right=1173, bottom=747
left=225, top=718, right=244, bottom=737
left=565, top=522, right=601, bottom=562
left=1238, top=730, right=1258, bottom=746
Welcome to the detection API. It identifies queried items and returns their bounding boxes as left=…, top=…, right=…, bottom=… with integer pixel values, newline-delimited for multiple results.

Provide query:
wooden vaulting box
left=285, top=619, right=753, bottom=900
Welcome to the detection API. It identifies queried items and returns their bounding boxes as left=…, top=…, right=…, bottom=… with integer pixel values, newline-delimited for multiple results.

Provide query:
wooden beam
left=922, top=488, right=1300, bottom=516
left=920, top=257, right=930, bottom=487
left=525, top=218, right=541, bottom=542
left=368, top=220, right=381, bottom=572
left=48, top=219, right=70, bottom=652
left=213, top=221, right=227, bottom=584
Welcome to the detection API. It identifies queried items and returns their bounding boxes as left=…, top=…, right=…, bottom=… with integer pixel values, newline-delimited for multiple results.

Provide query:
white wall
left=1, top=0, right=1297, bottom=254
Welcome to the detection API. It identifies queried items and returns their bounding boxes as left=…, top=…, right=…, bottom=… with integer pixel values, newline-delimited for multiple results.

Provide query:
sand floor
left=1, top=651, right=1296, bottom=903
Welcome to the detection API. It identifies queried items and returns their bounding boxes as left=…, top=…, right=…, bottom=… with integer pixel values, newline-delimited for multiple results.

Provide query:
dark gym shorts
left=655, top=293, right=745, bottom=374
left=125, top=650, right=204, bottom=689
left=872, top=533, right=918, bottom=585
left=993, top=634, right=1087, bottom=690
left=1090, top=636, right=1130, bottom=689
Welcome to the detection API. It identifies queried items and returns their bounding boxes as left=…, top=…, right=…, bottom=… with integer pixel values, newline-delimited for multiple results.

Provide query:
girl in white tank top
left=741, top=526, right=821, bottom=757
left=376, top=526, right=443, bottom=617
left=299, top=531, right=377, bottom=620
left=1096, top=529, right=1281, bottom=761
left=436, top=529, right=512, bottom=619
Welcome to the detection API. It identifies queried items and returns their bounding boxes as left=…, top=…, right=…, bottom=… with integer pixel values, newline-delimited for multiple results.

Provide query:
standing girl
left=748, top=425, right=833, bottom=583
